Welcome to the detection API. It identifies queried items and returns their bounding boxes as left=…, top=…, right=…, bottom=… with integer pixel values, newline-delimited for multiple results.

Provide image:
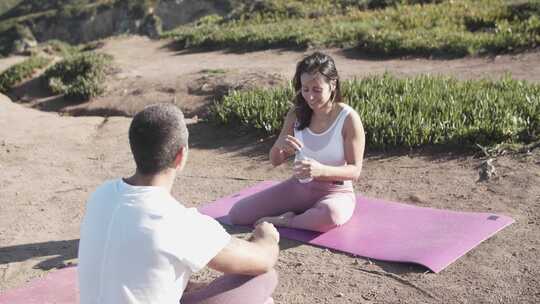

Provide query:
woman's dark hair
left=292, top=52, right=342, bottom=130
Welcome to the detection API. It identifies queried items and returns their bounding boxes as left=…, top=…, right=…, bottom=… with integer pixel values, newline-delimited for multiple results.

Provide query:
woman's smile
left=300, top=73, right=333, bottom=111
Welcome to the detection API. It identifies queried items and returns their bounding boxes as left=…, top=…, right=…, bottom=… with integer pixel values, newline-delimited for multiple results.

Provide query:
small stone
left=336, top=293, right=344, bottom=298
left=131, top=88, right=144, bottom=96
left=408, top=194, right=425, bottom=204
left=200, top=83, right=212, bottom=93
left=478, top=158, right=497, bottom=182
left=362, top=294, right=372, bottom=300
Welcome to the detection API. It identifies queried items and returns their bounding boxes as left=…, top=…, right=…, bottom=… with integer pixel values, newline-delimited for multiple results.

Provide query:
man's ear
left=173, top=146, right=187, bottom=168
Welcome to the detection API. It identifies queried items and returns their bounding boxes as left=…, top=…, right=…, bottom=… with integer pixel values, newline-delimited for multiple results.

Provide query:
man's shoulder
left=89, top=178, right=121, bottom=198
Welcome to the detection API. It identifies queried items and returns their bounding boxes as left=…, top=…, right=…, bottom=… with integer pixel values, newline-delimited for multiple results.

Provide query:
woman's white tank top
left=294, top=104, right=354, bottom=185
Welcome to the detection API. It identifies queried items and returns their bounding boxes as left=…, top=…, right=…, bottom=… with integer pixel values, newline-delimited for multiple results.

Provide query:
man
left=78, top=103, right=279, bottom=304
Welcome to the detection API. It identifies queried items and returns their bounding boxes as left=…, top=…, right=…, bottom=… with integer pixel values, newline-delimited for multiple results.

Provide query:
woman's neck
left=312, top=102, right=338, bottom=120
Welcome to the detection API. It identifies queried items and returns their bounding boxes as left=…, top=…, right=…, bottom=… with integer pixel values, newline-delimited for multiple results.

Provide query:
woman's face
left=300, top=72, right=334, bottom=111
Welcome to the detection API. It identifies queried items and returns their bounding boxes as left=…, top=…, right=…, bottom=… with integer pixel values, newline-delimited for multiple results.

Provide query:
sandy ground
left=0, top=55, right=26, bottom=74
left=1, top=36, right=539, bottom=303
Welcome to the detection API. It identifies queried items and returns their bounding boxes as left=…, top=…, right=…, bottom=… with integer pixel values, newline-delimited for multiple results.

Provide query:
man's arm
left=207, top=222, right=279, bottom=276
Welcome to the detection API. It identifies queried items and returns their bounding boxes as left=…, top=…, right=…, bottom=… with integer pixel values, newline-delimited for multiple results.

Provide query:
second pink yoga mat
left=198, top=181, right=514, bottom=273
left=0, top=266, right=77, bottom=304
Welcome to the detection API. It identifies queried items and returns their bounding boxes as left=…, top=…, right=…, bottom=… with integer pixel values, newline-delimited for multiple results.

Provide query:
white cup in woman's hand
left=294, top=150, right=313, bottom=183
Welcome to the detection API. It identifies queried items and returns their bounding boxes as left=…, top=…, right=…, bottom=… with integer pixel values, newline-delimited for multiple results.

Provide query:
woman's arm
left=269, top=108, right=302, bottom=166
left=296, top=110, right=365, bottom=182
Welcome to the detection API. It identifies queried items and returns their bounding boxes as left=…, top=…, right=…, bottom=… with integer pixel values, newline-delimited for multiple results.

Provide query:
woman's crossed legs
left=229, top=178, right=355, bottom=232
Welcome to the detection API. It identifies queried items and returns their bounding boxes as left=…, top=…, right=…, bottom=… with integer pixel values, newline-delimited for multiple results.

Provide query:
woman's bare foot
left=255, top=212, right=295, bottom=227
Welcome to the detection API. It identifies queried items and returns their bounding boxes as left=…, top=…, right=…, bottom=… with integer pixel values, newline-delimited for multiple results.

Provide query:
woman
left=229, top=52, right=365, bottom=232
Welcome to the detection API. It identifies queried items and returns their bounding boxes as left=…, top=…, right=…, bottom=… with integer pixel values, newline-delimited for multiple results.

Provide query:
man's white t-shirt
left=78, top=179, right=231, bottom=304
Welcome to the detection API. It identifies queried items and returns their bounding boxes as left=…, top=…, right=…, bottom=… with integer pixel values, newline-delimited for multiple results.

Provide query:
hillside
left=0, top=37, right=539, bottom=302
left=0, top=0, right=232, bottom=56
left=1, top=0, right=538, bottom=58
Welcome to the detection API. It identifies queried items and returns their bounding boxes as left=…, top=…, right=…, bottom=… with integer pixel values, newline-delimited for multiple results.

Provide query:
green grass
left=43, top=52, right=113, bottom=101
left=211, top=74, right=540, bottom=149
left=200, top=68, right=228, bottom=75
left=226, top=0, right=443, bottom=21
left=0, top=0, right=23, bottom=17
left=0, top=55, right=51, bottom=93
left=164, top=0, right=540, bottom=57
left=37, top=40, right=86, bottom=57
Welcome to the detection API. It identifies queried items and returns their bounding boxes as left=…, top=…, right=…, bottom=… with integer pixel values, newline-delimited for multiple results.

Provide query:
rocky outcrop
left=139, top=13, right=162, bottom=39
left=155, top=0, right=231, bottom=31
left=3, top=0, right=233, bottom=54
left=9, top=25, right=37, bottom=55
left=30, top=7, right=131, bottom=44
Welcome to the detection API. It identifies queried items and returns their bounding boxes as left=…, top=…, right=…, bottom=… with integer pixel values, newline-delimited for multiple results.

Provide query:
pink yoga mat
left=0, top=266, right=78, bottom=304
left=198, top=181, right=514, bottom=273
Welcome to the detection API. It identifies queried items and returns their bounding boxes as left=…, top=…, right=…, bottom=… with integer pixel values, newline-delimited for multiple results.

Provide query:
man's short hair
left=129, top=103, right=189, bottom=175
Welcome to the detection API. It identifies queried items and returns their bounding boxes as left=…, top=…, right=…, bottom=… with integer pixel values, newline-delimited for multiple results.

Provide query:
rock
left=140, top=13, right=163, bottom=39
left=478, top=158, right=497, bottom=182
left=10, top=25, right=38, bottom=55
left=155, top=0, right=233, bottom=31
left=408, top=193, right=425, bottom=204
left=11, top=38, right=38, bottom=55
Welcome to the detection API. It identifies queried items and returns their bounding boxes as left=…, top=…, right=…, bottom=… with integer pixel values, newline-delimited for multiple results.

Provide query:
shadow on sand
left=0, top=239, right=79, bottom=270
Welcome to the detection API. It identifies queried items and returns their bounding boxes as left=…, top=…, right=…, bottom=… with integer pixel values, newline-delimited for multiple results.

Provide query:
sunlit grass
left=211, top=74, right=540, bottom=149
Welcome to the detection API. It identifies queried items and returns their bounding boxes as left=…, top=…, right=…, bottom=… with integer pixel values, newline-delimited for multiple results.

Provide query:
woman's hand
left=275, top=135, right=303, bottom=156
left=293, top=158, right=325, bottom=180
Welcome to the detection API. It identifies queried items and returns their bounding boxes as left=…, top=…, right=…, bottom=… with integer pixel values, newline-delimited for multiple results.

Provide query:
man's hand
left=209, top=222, right=280, bottom=276
left=251, top=222, right=280, bottom=244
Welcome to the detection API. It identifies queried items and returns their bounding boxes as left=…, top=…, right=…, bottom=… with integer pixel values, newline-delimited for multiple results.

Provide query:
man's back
left=78, top=179, right=230, bottom=304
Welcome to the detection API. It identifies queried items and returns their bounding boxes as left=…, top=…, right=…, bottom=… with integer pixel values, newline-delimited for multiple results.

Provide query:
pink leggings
left=229, top=178, right=356, bottom=232
left=181, top=269, right=277, bottom=304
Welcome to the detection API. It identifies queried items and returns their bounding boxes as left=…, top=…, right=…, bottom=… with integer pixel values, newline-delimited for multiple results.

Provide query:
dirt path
left=0, top=36, right=539, bottom=303
left=6, top=36, right=539, bottom=118
left=0, top=55, right=26, bottom=73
